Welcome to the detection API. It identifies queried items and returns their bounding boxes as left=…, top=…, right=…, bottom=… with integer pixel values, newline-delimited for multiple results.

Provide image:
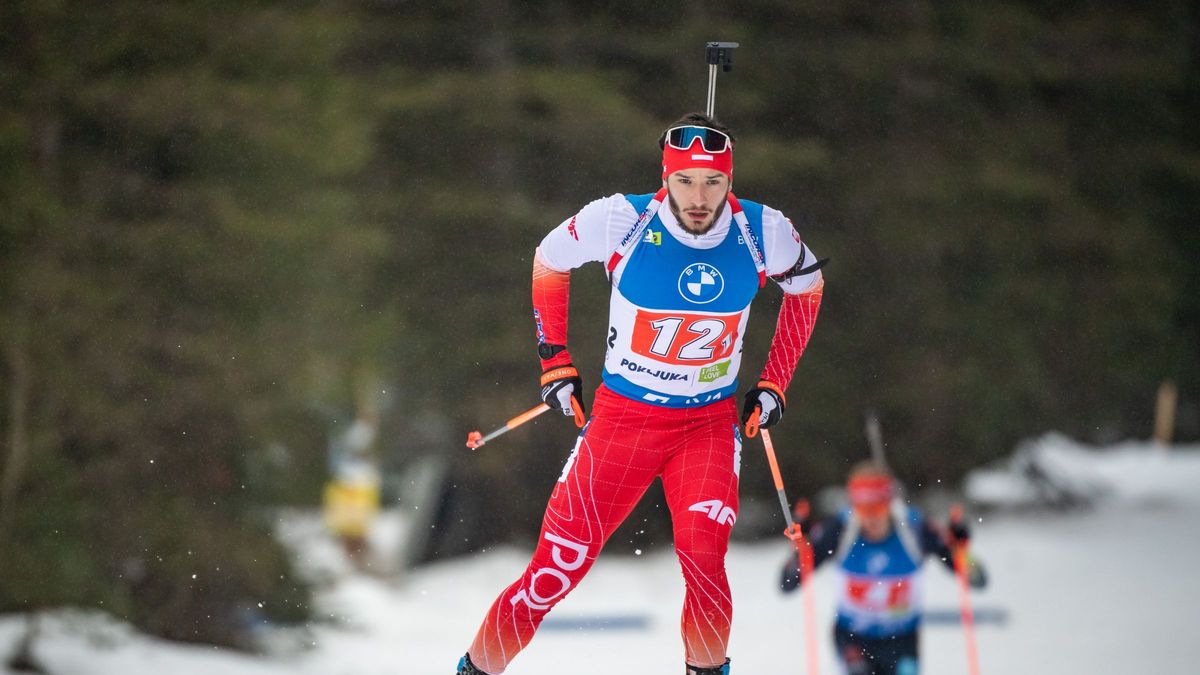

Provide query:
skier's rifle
left=865, top=408, right=888, bottom=470
left=465, top=397, right=584, bottom=449
left=705, top=41, right=738, bottom=117
left=950, top=503, right=983, bottom=675
left=467, top=44, right=738, bottom=453
left=865, top=408, right=915, bottom=510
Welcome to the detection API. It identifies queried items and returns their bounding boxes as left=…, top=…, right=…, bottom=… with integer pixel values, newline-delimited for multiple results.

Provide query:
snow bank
left=965, top=432, right=1200, bottom=510
left=4, top=435, right=1199, bottom=674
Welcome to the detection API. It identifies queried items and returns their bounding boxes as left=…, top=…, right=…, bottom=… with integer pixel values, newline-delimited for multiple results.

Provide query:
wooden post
left=1153, top=379, right=1178, bottom=448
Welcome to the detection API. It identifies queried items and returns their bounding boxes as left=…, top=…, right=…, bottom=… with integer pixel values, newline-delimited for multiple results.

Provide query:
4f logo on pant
left=688, top=499, right=736, bottom=526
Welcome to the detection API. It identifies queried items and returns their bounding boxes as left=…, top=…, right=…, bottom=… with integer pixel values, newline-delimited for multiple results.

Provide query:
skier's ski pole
left=789, top=498, right=820, bottom=675
left=759, top=427, right=792, bottom=527
left=950, top=504, right=982, bottom=675
left=759, top=427, right=820, bottom=675
left=465, top=397, right=585, bottom=449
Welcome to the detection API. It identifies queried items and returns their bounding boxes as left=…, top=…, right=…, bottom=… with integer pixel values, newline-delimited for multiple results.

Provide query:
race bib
left=629, top=309, right=739, bottom=366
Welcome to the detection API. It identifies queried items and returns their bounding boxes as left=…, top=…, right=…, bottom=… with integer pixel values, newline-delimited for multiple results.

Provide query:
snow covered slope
left=4, top=435, right=1199, bottom=674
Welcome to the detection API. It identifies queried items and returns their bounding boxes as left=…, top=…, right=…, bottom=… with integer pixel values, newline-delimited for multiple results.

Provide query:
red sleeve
left=760, top=279, right=824, bottom=391
left=532, top=251, right=573, bottom=369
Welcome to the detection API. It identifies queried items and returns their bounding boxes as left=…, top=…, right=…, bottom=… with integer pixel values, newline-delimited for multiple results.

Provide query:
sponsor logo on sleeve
left=533, top=309, right=546, bottom=342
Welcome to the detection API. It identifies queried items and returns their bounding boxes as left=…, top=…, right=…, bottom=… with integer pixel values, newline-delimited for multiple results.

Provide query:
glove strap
left=756, top=379, right=787, bottom=409
left=541, top=366, right=579, bottom=386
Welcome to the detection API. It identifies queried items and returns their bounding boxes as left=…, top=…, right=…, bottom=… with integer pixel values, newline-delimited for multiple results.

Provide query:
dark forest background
left=2, top=0, right=1198, bottom=648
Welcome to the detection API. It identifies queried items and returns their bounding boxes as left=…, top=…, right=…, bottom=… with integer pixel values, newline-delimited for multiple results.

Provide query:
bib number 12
left=632, top=311, right=738, bottom=365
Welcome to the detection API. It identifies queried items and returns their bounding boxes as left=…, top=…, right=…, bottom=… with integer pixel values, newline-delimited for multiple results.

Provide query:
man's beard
left=668, top=195, right=728, bottom=235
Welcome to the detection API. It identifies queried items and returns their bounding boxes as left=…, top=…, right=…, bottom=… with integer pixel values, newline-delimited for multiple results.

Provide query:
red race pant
left=468, top=384, right=742, bottom=673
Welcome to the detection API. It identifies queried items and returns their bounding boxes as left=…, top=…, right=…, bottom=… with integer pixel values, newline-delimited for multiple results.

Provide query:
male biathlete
left=458, top=112, right=826, bottom=675
left=780, top=461, right=988, bottom=675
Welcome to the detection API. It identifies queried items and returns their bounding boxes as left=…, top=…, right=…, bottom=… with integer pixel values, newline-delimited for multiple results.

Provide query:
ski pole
left=704, top=41, right=739, bottom=117
left=789, top=498, right=820, bottom=675
left=464, top=396, right=585, bottom=449
left=759, top=427, right=793, bottom=528
left=759, top=427, right=820, bottom=675
left=950, top=504, right=982, bottom=675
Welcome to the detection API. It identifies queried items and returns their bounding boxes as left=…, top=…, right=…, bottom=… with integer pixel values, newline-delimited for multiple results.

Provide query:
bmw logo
left=678, top=263, right=724, bottom=304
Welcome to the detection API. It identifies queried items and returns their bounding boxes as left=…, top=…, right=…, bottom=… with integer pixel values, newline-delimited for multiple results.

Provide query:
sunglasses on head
left=665, top=125, right=732, bottom=154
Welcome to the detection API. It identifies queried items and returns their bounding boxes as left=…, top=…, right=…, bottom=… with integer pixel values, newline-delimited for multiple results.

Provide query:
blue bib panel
left=600, top=194, right=765, bottom=407
left=834, top=508, right=926, bottom=637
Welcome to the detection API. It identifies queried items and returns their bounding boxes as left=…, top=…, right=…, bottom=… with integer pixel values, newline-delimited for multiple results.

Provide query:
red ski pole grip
left=745, top=405, right=761, bottom=438
left=570, top=395, right=586, bottom=428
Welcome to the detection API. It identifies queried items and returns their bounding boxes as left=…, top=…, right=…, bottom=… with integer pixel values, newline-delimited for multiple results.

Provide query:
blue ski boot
left=686, top=657, right=731, bottom=674
left=457, top=652, right=488, bottom=674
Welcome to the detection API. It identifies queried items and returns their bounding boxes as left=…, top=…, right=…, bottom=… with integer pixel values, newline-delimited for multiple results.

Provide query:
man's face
left=665, top=169, right=731, bottom=235
left=856, top=503, right=892, bottom=542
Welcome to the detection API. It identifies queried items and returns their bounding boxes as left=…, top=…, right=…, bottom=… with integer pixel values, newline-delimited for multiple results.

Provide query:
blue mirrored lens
left=667, top=126, right=728, bottom=153
left=677, top=128, right=706, bottom=149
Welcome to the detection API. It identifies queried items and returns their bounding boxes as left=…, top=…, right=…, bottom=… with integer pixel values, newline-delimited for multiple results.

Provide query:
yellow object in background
left=323, top=480, right=380, bottom=539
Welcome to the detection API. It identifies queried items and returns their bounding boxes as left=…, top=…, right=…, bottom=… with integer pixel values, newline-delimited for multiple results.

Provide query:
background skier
left=780, top=461, right=987, bottom=675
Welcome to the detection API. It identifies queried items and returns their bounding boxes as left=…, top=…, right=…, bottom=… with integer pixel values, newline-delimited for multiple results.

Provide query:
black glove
left=948, top=520, right=971, bottom=545
left=741, top=380, right=786, bottom=433
left=966, top=557, right=988, bottom=588
left=780, top=552, right=804, bottom=592
left=791, top=499, right=814, bottom=536
left=540, top=365, right=585, bottom=417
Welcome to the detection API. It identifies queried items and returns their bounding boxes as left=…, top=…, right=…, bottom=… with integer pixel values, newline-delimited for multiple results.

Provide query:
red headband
left=662, top=142, right=733, bottom=180
left=848, top=475, right=894, bottom=506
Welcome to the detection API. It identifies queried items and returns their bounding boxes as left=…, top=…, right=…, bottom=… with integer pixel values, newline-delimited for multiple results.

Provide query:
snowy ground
left=4, top=434, right=1200, bottom=674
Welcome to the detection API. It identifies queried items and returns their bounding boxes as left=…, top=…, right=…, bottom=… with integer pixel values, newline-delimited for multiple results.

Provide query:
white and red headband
left=661, top=132, right=733, bottom=179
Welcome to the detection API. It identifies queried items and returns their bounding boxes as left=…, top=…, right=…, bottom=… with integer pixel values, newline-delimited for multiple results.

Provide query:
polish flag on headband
left=662, top=142, right=733, bottom=180
left=848, top=475, right=894, bottom=506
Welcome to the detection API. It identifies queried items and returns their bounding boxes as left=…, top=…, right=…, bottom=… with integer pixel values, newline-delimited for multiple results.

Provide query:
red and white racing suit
left=468, top=194, right=823, bottom=673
